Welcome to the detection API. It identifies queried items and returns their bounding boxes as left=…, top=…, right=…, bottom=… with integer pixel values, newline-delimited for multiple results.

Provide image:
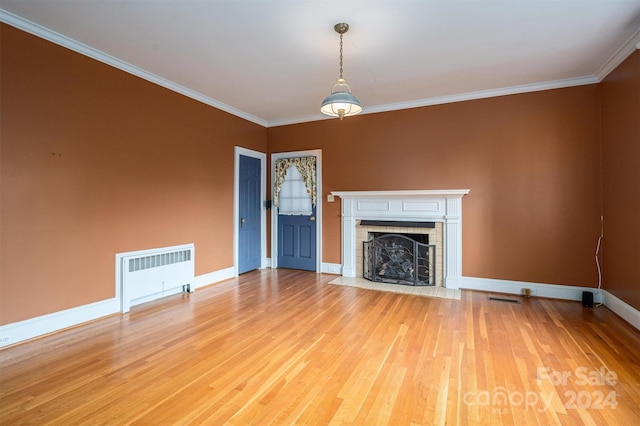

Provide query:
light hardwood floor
left=1, top=269, right=639, bottom=425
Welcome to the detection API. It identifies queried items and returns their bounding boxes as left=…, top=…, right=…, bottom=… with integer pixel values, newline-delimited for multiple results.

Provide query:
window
left=278, top=166, right=312, bottom=215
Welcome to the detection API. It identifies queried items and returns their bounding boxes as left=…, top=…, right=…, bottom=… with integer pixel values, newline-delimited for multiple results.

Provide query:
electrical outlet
left=0, top=335, right=12, bottom=345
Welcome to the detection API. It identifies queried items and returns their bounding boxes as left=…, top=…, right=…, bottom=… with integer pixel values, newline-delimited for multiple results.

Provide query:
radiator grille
left=128, top=249, right=191, bottom=272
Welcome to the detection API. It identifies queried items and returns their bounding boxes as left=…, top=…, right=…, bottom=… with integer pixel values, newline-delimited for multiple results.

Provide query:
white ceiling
left=2, top=1, right=640, bottom=127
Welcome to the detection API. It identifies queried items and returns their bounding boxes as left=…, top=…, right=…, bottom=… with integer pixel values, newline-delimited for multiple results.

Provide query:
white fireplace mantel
left=331, top=189, right=470, bottom=289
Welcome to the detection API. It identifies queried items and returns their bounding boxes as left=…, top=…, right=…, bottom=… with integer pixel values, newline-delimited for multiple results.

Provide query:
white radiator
left=118, top=243, right=195, bottom=312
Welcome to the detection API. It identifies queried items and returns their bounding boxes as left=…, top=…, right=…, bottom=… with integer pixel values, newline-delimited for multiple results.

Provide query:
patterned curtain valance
left=273, top=156, right=317, bottom=208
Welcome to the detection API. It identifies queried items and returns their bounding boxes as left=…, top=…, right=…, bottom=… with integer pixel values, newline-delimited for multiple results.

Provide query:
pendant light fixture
left=320, top=23, right=362, bottom=120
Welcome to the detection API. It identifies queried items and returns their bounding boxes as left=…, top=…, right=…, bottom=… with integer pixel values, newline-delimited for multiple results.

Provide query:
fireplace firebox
left=363, top=233, right=436, bottom=286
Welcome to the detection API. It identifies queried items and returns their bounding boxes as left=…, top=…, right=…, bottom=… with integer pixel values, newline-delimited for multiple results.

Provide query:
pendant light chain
left=339, top=32, right=344, bottom=80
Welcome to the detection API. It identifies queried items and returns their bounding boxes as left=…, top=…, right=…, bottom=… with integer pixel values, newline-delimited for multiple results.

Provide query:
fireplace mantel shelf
left=331, top=189, right=470, bottom=199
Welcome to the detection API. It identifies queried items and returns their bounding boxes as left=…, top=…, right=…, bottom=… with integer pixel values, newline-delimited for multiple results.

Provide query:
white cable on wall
left=594, top=215, right=603, bottom=307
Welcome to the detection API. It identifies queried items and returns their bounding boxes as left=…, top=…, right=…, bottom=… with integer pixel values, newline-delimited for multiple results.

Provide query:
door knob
left=310, top=216, right=316, bottom=221
left=240, top=218, right=246, bottom=228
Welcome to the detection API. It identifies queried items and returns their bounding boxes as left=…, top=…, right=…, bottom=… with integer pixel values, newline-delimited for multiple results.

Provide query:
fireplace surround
left=331, top=190, right=470, bottom=289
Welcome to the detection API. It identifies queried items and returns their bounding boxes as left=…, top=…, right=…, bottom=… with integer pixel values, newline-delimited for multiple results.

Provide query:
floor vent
left=488, top=296, right=521, bottom=304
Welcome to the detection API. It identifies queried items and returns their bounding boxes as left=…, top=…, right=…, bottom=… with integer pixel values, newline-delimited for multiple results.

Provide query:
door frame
left=234, top=146, right=267, bottom=276
left=271, top=149, right=322, bottom=272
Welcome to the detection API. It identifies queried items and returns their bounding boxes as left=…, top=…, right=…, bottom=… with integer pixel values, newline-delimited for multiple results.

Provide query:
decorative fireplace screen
left=363, top=233, right=435, bottom=286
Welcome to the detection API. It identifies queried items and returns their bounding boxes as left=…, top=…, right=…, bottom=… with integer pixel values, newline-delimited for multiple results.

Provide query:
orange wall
left=268, top=86, right=603, bottom=288
left=2, top=23, right=637, bottom=327
left=601, top=50, right=640, bottom=311
left=0, top=24, right=267, bottom=324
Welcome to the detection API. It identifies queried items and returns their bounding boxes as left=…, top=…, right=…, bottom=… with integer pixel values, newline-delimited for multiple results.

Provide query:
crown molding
left=268, top=75, right=598, bottom=127
left=595, top=28, right=640, bottom=81
left=3, top=8, right=636, bottom=129
left=0, top=9, right=268, bottom=127
left=361, top=76, right=599, bottom=116
left=267, top=113, right=335, bottom=128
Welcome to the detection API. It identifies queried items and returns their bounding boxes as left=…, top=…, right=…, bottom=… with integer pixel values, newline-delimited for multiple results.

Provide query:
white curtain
left=273, top=156, right=316, bottom=215
left=278, top=166, right=313, bottom=215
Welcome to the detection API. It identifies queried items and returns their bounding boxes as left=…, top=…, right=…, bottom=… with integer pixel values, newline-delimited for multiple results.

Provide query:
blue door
left=276, top=164, right=316, bottom=271
left=238, top=155, right=261, bottom=274
left=278, top=208, right=316, bottom=271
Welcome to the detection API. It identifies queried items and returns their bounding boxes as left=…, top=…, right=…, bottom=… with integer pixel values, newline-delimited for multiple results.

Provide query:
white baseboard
left=266, top=258, right=341, bottom=274
left=603, top=291, right=640, bottom=331
left=193, top=266, right=235, bottom=289
left=0, top=298, right=120, bottom=348
left=0, top=266, right=237, bottom=348
left=460, top=276, right=639, bottom=331
left=322, top=262, right=342, bottom=275
left=460, top=276, right=605, bottom=303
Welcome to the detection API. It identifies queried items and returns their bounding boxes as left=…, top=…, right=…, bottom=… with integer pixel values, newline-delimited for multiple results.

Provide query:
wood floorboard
left=1, top=269, right=639, bottom=425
